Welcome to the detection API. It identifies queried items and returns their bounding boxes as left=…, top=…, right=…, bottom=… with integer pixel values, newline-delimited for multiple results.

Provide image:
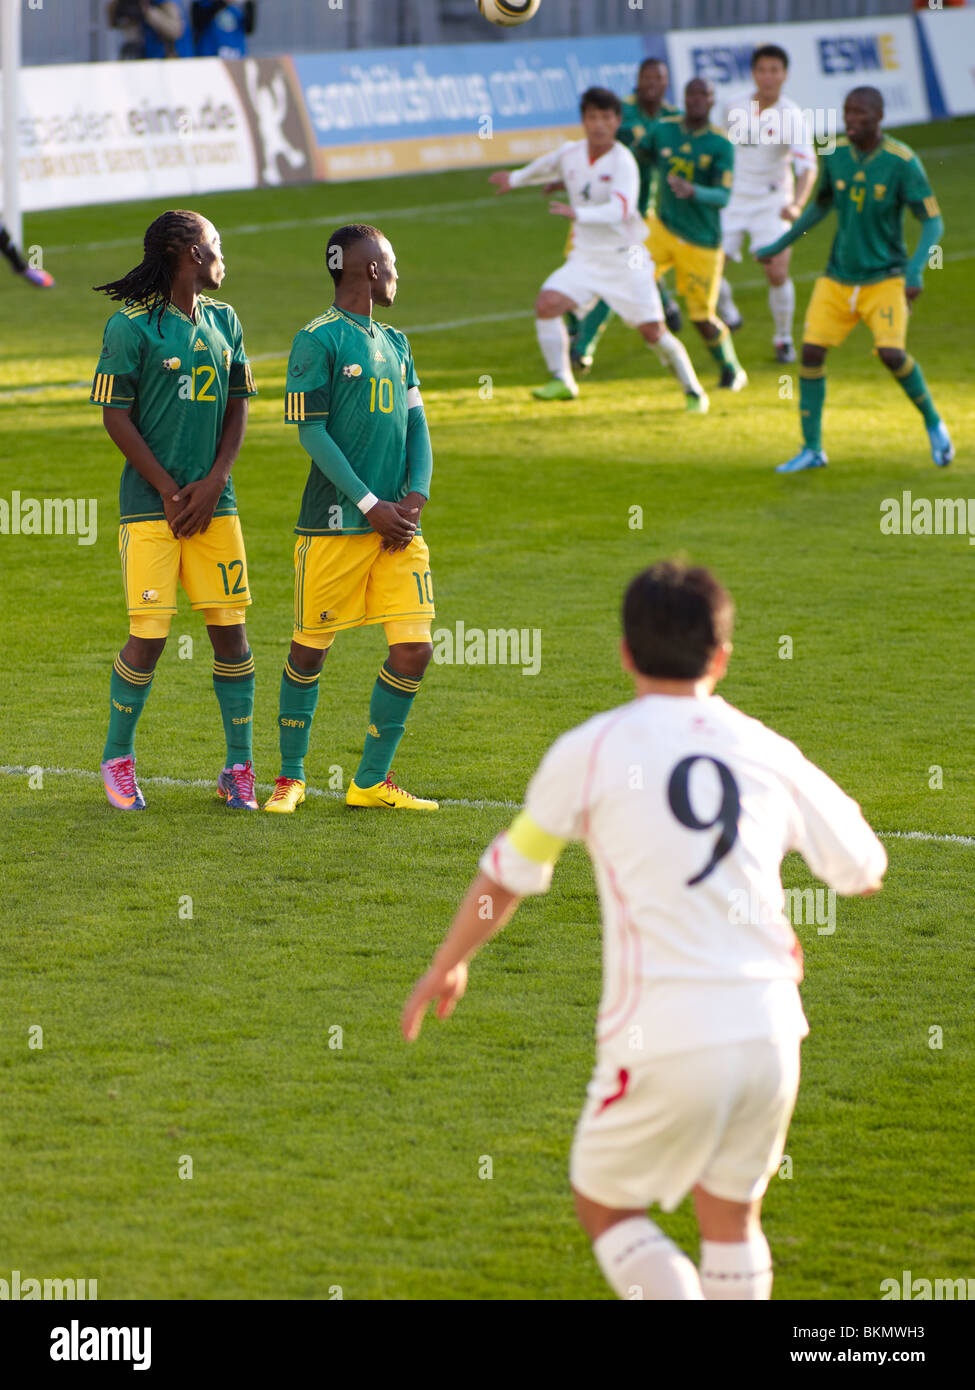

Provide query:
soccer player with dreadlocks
left=91, top=210, right=259, bottom=811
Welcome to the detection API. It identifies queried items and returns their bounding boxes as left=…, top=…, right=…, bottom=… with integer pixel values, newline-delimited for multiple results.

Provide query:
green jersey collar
left=333, top=305, right=375, bottom=336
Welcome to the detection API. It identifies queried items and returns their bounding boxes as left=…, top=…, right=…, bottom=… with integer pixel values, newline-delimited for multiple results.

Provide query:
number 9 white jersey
left=481, top=694, right=887, bottom=1065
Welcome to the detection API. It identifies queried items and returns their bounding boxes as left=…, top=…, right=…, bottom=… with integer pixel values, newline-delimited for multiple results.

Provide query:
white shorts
left=570, top=1036, right=801, bottom=1213
left=722, top=198, right=790, bottom=261
left=542, top=248, right=663, bottom=327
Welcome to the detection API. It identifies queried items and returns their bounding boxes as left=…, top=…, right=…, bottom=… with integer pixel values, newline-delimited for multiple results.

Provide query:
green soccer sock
left=704, top=323, right=743, bottom=373
left=354, top=662, right=422, bottom=788
left=213, top=650, right=255, bottom=767
left=277, top=657, right=320, bottom=781
left=573, top=298, right=613, bottom=358
left=892, top=355, right=941, bottom=429
left=799, top=368, right=827, bottom=451
left=103, top=653, right=155, bottom=762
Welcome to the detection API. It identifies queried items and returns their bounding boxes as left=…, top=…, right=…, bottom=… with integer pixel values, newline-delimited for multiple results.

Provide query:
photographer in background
left=107, top=0, right=194, bottom=60
left=192, top=1, right=256, bottom=58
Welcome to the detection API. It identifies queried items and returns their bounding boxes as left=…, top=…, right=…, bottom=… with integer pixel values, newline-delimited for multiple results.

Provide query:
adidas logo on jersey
left=373, top=350, right=386, bottom=362
left=194, top=339, right=208, bottom=351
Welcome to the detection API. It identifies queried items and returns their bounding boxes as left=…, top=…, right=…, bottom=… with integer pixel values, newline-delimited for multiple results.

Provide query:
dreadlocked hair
left=93, top=210, right=206, bottom=335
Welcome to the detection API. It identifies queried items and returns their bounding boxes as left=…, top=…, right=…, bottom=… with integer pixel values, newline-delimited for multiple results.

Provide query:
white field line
left=44, top=196, right=504, bottom=256
left=0, top=763, right=518, bottom=812
left=2, top=248, right=972, bottom=401
left=1, top=764, right=973, bottom=843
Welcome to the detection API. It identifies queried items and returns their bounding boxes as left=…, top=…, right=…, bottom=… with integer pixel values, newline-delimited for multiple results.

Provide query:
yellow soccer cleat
left=346, top=774, right=439, bottom=811
left=263, top=776, right=306, bottom=813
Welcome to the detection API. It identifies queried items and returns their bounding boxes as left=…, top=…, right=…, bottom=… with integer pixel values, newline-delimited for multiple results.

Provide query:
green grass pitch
left=1, top=116, right=974, bottom=1301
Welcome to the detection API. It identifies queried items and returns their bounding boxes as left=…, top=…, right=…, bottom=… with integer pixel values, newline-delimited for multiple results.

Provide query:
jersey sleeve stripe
left=922, top=195, right=940, bottom=218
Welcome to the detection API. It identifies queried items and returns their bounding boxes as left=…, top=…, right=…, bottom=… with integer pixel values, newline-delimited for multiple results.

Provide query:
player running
left=757, top=86, right=953, bottom=472
left=716, top=44, right=817, bottom=363
left=490, top=86, right=709, bottom=412
left=569, top=57, right=683, bottom=375
left=403, top=560, right=886, bottom=1300
left=263, top=223, right=438, bottom=814
left=636, top=78, right=748, bottom=390
left=91, top=210, right=259, bottom=811
left=1, top=216, right=54, bottom=288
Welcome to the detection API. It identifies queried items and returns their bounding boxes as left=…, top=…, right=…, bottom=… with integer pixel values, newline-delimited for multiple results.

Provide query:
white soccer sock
left=699, top=1235, right=773, bottom=1300
left=650, top=330, right=704, bottom=396
left=769, top=279, right=795, bottom=342
left=535, top=316, right=574, bottom=385
left=716, top=276, right=738, bottom=324
left=593, top=1217, right=704, bottom=1300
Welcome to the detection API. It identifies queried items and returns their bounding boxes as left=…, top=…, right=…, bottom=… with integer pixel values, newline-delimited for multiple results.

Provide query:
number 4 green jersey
left=806, top=136, right=937, bottom=286
left=90, top=297, right=257, bottom=523
left=284, top=306, right=420, bottom=537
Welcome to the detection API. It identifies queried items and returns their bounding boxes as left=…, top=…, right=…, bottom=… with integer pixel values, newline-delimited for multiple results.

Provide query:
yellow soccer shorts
left=119, top=515, right=251, bottom=638
left=803, top=275, right=908, bottom=351
left=293, top=532, right=434, bottom=651
left=647, top=219, right=723, bottom=322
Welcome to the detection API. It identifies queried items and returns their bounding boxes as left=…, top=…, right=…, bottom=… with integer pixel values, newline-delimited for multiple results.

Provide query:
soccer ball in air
left=477, top=0, right=541, bottom=27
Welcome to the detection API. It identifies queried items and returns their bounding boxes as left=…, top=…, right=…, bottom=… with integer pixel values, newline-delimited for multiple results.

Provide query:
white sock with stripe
left=650, top=330, right=704, bottom=396
left=536, top=316, right=575, bottom=385
left=593, top=1217, right=704, bottom=1300
left=699, top=1234, right=773, bottom=1300
left=769, top=279, right=795, bottom=342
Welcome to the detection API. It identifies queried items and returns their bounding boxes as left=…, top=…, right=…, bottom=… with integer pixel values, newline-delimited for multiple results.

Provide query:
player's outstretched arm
left=172, top=396, right=248, bottom=538
left=401, top=871, right=522, bottom=1042
left=756, top=169, right=832, bottom=260
left=905, top=207, right=943, bottom=298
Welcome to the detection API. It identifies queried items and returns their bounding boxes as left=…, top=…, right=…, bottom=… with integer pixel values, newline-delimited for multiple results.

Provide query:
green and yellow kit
left=91, top=297, right=257, bottom=523
left=637, top=116, right=735, bottom=249
left=284, top=306, right=421, bottom=537
left=785, top=135, right=938, bottom=286
left=617, top=96, right=682, bottom=216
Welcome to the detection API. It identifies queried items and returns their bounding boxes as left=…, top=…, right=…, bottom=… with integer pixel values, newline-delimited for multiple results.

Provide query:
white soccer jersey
left=721, top=91, right=816, bottom=202
left=482, top=694, right=886, bottom=1066
left=507, top=139, right=648, bottom=256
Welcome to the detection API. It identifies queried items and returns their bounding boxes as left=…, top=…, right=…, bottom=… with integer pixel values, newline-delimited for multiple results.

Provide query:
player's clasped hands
left=167, top=477, right=223, bottom=538
left=369, top=499, right=418, bottom=551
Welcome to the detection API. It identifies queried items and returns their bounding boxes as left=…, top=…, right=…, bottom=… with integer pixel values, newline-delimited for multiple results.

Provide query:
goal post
left=1, top=0, right=23, bottom=248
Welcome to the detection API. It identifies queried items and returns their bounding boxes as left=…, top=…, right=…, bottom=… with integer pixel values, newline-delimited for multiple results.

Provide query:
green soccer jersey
left=638, top=116, right=735, bottom=249
left=284, top=306, right=420, bottom=537
left=90, top=297, right=257, bottom=523
left=617, top=96, right=682, bottom=216
left=806, top=136, right=938, bottom=286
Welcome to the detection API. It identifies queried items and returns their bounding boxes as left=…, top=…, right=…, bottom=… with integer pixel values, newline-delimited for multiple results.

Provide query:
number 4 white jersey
left=507, top=138, right=648, bottom=256
left=482, top=694, right=886, bottom=1066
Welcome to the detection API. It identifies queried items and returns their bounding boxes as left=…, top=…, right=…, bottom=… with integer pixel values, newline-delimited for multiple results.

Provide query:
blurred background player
left=91, top=210, right=259, bottom=811
left=264, top=223, right=439, bottom=814
left=717, top=44, right=817, bottom=363
left=1, top=217, right=54, bottom=288
left=403, top=560, right=886, bottom=1301
left=107, top=0, right=194, bottom=60
left=191, top=0, right=255, bottom=58
left=757, top=86, right=952, bottom=472
left=490, top=87, right=709, bottom=412
left=637, top=78, right=747, bottom=391
left=569, top=57, right=682, bottom=376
